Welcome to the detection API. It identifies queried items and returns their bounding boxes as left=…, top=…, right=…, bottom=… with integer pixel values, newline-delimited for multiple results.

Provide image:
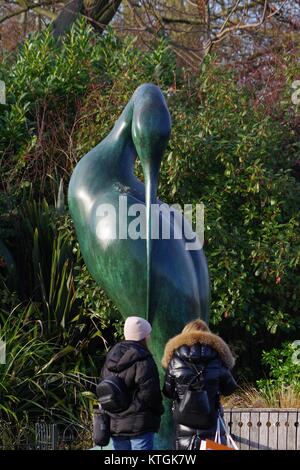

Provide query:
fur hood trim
left=162, top=330, right=235, bottom=369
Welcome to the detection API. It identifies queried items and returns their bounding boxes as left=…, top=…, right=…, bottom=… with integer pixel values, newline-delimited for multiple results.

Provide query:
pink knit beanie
left=124, top=316, right=152, bottom=341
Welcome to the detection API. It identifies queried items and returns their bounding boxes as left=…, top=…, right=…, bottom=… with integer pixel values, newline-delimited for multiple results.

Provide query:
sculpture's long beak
left=144, top=160, right=160, bottom=320
left=131, top=84, right=171, bottom=321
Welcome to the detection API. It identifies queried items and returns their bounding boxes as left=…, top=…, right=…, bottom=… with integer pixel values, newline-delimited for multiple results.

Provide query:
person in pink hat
left=100, top=316, right=164, bottom=450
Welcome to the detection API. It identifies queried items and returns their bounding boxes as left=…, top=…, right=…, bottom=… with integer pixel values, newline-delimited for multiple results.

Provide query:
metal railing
left=224, top=408, right=300, bottom=450
left=1, top=409, right=299, bottom=450
left=0, top=419, right=91, bottom=450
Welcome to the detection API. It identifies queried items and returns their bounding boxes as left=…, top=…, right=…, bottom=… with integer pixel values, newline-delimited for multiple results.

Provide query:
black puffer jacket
left=100, top=340, right=164, bottom=437
left=162, top=328, right=237, bottom=450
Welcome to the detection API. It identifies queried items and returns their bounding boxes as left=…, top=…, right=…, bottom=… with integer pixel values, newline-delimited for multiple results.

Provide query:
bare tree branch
left=204, top=0, right=289, bottom=57
left=0, top=1, right=57, bottom=24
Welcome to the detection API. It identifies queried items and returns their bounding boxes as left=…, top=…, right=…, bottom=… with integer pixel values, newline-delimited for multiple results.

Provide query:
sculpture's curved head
left=131, top=84, right=171, bottom=203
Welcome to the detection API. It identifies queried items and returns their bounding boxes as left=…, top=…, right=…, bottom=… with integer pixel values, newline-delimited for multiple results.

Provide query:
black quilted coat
left=162, top=328, right=237, bottom=450
left=100, top=340, right=164, bottom=437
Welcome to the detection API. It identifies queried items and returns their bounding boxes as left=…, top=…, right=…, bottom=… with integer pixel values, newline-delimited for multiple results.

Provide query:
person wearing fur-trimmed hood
left=162, top=319, right=237, bottom=450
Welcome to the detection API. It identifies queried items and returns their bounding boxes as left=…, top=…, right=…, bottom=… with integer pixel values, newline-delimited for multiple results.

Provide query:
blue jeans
left=112, top=432, right=155, bottom=450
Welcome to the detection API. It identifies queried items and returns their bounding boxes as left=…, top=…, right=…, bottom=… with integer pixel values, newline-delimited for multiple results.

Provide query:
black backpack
left=96, top=375, right=131, bottom=413
left=174, top=361, right=212, bottom=428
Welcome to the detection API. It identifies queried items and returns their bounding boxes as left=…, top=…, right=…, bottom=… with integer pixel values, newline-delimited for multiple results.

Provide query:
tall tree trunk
left=52, top=0, right=122, bottom=37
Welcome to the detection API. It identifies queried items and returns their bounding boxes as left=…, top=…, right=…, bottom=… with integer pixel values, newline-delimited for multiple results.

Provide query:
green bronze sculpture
left=68, top=84, right=210, bottom=449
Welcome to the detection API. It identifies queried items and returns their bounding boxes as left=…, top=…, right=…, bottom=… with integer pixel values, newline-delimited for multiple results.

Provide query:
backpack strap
left=175, top=361, right=205, bottom=403
left=185, top=361, right=205, bottom=388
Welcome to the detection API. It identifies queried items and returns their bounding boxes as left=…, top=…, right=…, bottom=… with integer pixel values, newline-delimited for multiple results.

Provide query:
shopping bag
left=203, top=439, right=235, bottom=450
left=217, top=413, right=239, bottom=450
left=199, top=413, right=239, bottom=450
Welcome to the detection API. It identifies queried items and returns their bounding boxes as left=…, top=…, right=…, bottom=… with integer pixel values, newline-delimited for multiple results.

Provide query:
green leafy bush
left=257, top=342, right=300, bottom=393
left=162, top=64, right=300, bottom=338
left=0, top=304, right=94, bottom=424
